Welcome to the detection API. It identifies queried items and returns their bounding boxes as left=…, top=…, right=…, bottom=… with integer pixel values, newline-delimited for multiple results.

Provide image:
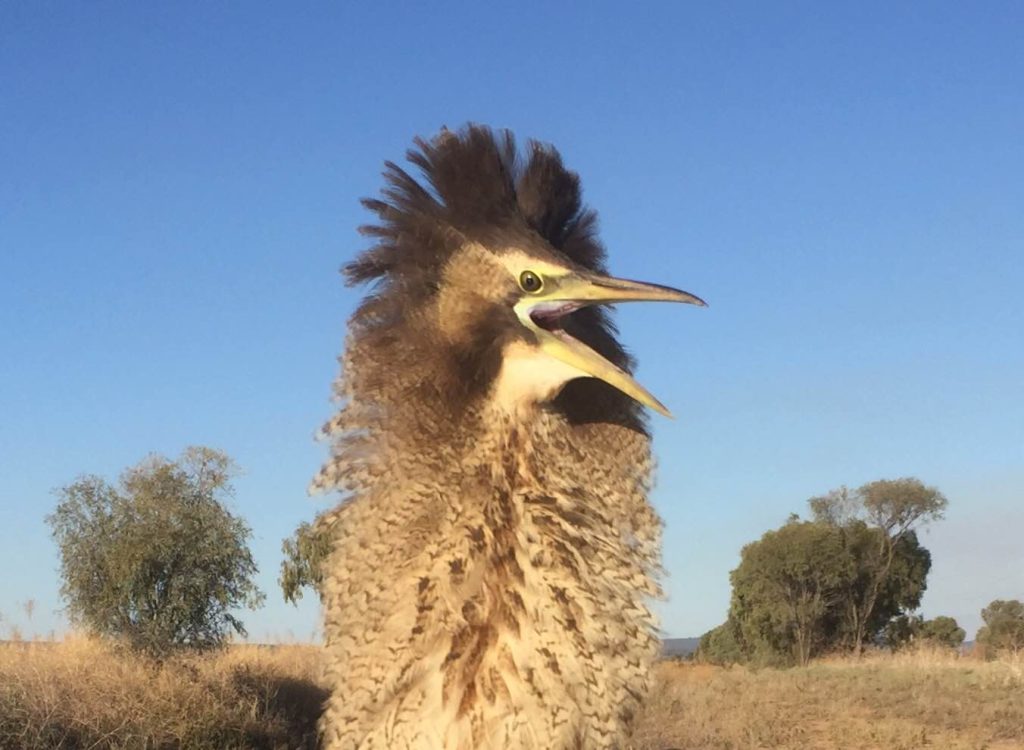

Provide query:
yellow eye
left=519, top=270, right=544, bottom=294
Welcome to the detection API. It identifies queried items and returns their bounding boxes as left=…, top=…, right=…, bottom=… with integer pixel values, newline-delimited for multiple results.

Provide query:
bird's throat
left=491, top=340, right=590, bottom=416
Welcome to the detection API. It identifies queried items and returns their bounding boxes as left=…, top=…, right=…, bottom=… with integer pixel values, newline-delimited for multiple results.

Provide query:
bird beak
left=520, top=270, right=706, bottom=417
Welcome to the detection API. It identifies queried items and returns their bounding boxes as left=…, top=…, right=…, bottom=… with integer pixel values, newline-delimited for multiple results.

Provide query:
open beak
left=518, top=269, right=706, bottom=417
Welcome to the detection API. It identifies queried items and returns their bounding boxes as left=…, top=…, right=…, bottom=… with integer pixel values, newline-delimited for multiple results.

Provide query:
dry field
left=0, top=638, right=325, bottom=750
left=636, top=650, right=1024, bottom=750
left=1, top=638, right=1022, bottom=749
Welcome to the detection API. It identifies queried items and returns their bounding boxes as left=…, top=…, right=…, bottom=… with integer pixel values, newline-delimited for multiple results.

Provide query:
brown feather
left=315, top=125, right=663, bottom=750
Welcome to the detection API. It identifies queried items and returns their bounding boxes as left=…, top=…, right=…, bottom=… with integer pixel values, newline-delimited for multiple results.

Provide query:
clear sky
left=2, top=2, right=1021, bottom=642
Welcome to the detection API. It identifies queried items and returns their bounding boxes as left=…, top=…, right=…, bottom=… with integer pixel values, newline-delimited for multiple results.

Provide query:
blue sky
left=1, top=2, right=1021, bottom=641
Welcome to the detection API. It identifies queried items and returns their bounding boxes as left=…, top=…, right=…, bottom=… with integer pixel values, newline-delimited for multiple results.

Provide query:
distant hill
left=662, top=637, right=700, bottom=658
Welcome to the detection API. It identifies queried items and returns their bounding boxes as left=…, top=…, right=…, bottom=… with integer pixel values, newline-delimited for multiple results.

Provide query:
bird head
left=344, top=126, right=704, bottom=422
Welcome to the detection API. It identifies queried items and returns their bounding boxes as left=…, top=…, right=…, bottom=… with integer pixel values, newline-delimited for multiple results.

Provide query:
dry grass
left=2, top=639, right=1022, bottom=749
left=0, top=637, right=325, bottom=749
left=633, top=649, right=1024, bottom=750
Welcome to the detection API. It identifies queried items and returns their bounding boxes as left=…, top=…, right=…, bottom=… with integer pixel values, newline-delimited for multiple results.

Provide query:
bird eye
left=519, top=270, right=544, bottom=294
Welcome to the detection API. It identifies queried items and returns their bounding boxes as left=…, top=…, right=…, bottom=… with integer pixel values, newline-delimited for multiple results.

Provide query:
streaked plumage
left=312, top=125, right=703, bottom=749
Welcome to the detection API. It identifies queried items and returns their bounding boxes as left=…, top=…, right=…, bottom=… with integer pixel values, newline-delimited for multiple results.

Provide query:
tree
left=828, top=524, right=931, bottom=650
left=46, top=446, right=265, bottom=656
left=884, top=614, right=965, bottom=650
left=729, top=520, right=854, bottom=666
left=697, top=620, right=745, bottom=666
left=976, top=599, right=1024, bottom=656
left=919, top=616, right=966, bottom=649
left=882, top=614, right=923, bottom=650
left=279, top=512, right=334, bottom=604
left=809, top=478, right=946, bottom=654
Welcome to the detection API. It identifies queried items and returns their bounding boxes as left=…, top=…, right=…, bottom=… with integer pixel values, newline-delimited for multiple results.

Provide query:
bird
left=310, top=125, right=705, bottom=750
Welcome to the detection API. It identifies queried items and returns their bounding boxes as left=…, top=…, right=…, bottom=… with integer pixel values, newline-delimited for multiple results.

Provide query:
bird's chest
left=411, top=455, right=639, bottom=747
left=321, top=423, right=655, bottom=749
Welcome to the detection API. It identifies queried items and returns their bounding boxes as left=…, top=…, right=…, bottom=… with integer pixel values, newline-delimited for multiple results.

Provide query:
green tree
left=809, top=478, right=946, bottom=655
left=918, top=616, right=966, bottom=649
left=884, top=614, right=965, bottom=650
left=729, top=520, right=853, bottom=666
left=697, top=620, right=745, bottom=666
left=279, top=512, right=334, bottom=604
left=976, top=599, right=1024, bottom=656
left=46, top=447, right=265, bottom=656
left=827, top=524, right=931, bottom=649
left=882, top=614, right=923, bottom=650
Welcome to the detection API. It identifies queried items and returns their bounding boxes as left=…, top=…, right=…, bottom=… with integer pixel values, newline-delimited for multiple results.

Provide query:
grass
left=1, top=639, right=1022, bottom=749
left=633, top=648, right=1024, bottom=750
left=0, top=637, right=325, bottom=749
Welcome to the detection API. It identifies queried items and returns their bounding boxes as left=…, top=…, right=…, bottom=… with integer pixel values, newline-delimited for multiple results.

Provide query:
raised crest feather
left=344, top=124, right=610, bottom=290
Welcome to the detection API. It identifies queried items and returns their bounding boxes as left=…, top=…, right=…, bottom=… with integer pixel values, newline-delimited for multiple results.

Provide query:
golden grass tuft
left=632, top=648, right=1024, bottom=750
left=0, top=636, right=325, bottom=749
left=2, top=639, right=1023, bottom=749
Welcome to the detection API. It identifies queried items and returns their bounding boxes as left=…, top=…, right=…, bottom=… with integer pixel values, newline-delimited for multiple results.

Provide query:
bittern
left=311, top=125, right=704, bottom=750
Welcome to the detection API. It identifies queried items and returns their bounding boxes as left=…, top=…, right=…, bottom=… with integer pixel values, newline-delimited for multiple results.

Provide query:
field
left=1, top=639, right=1022, bottom=749
left=635, top=652, right=1024, bottom=750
